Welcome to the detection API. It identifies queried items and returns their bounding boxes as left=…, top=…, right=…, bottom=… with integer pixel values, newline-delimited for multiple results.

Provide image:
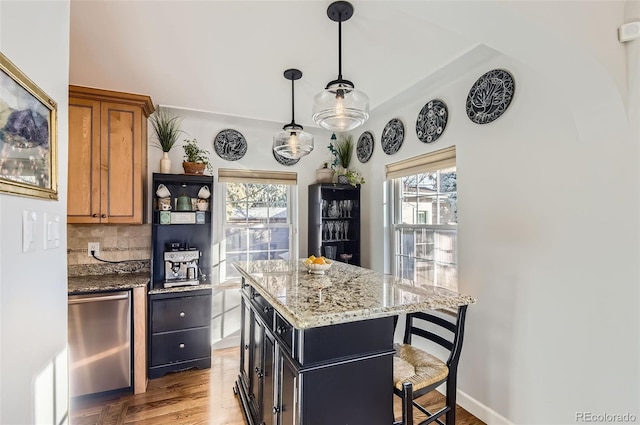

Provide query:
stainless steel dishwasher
left=68, top=291, right=131, bottom=397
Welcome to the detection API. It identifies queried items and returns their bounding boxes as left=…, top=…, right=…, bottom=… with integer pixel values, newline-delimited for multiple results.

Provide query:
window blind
left=385, top=146, right=456, bottom=180
left=218, top=168, right=297, bottom=185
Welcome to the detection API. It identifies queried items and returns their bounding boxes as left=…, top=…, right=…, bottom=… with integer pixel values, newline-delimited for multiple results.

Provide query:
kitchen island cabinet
left=68, top=273, right=149, bottom=394
left=232, top=259, right=475, bottom=425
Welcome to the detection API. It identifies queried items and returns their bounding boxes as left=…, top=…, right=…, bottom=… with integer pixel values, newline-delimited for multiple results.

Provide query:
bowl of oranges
left=303, top=255, right=332, bottom=275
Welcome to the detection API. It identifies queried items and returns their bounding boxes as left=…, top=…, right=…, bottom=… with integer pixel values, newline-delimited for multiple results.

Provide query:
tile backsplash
left=67, top=224, right=151, bottom=272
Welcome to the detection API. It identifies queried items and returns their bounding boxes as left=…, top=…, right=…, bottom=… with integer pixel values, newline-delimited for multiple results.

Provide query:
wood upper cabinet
left=68, top=86, right=154, bottom=224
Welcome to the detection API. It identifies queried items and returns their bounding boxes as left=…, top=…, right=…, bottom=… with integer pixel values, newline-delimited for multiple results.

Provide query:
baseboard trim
left=454, top=388, right=513, bottom=425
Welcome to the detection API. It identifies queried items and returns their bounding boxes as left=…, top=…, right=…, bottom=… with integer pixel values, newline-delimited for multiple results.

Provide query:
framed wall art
left=0, top=52, right=58, bottom=200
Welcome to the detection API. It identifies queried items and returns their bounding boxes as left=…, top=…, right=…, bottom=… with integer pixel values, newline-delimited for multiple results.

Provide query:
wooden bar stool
left=392, top=305, right=468, bottom=425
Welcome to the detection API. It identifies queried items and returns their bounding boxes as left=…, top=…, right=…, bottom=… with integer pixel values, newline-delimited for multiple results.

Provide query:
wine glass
left=343, top=221, right=349, bottom=240
left=327, top=221, right=335, bottom=241
left=345, top=200, right=353, bottom=218
left=335, top=221, right=343, bottom=241
left=340, top=253, right=353, bottom=264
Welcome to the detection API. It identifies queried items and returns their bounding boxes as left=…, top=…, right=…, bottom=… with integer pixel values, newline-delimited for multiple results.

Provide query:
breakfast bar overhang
left=233, top=259, right=476, bottom=425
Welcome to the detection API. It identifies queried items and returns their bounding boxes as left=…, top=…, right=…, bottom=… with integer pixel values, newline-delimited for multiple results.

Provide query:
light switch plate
left=23, top=210, right=37, bottom=253
left=43, top=212, right=61, bottom=249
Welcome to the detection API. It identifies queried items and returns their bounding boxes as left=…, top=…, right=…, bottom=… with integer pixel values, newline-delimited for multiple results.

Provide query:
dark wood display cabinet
left=308, top=183, right=361, bottom=266
left=149, top=173, right=214, bottom=379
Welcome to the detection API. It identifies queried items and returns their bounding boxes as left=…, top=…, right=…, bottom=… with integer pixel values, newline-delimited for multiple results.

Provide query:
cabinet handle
left=92, top=214, right=98, bottom=218
left=255, top=367, right=260, bottom=373
left=256, top=370, right=264, bottom=379
left=242, top=282, right=249, bottom=289
left=263, top=306, right=272, bottom=314
left=273, top=406, right=280, bottom=414
left=244, top=344, right=249, bottom=350
left=276, top=325, right=287, bottom=335
left=179, top=311, right=185, bottom=317
left=101, top=214, right=106, bottom=218
left=250, top=292, right=257, bottom=300
left=179, top=343, right=185, bottom=349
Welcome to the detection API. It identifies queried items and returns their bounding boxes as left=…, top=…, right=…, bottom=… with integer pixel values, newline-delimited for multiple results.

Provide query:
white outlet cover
left=43, top=212, right=61, bottom=250
left=22, top=210, right=37, bottom=253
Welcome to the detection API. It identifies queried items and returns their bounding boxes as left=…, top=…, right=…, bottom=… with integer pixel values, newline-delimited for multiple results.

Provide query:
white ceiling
left=69, top=1, right=481, bottom=128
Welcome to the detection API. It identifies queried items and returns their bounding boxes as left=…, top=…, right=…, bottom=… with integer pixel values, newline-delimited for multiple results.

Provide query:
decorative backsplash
left=67, top=224, right=151, bottom=276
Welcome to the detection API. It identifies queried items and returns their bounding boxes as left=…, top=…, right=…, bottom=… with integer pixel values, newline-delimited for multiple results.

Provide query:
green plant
left=344, top=169, right=365, bottom=186
left=182, top=139, right=213, bottom=173
left=149, top=106, right=183, bottom=152
left=328, top=134, right=353, bottom=169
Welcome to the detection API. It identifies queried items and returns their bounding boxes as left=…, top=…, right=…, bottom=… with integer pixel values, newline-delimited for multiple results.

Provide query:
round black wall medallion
left=416, top=99, right=448, bottom=143
left=466, top=69, right=515, bottom=124
left=381, top=118, right=404, bottom=155
left=356, top=131, right=374, bottom=163
left=213, top=129, right=247, bottom=161
left=273, top=149, right=300, bottom=166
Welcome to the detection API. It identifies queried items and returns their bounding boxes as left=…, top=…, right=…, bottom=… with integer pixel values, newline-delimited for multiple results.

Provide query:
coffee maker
left=163, top=246, right=200, bottom=288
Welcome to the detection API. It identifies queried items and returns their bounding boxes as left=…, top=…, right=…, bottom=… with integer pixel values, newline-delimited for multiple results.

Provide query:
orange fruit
left=313, top=258, right=326, bottom=265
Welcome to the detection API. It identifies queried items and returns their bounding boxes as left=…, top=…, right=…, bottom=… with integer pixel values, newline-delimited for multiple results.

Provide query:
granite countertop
left=148, top=283, right=213, bottom=295
left=232, top=259, right=476, bottom=329
left=68, top=272, right=150, bottom=294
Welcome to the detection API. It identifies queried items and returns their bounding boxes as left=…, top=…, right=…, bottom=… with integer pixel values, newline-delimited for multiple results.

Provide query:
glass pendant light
left=273, top=68, right=314, bottom=159
left=312, top=1, right=369, bottom=132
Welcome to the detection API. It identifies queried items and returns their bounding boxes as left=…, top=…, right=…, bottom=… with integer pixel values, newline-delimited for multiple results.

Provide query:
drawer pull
left=242, top=282, right=249, bottom=289
left=256, top=369, right=264, bottom=378
left=263, top=306, right=272, bottom=314
left=273, top=406, right=280, bottom=414
left=101, top=214, right=106, bottom=218
left=276, top=325, right=287, bottom=335
left=179, top=311, right=185, bottom=317
left=250, top=292, right=257, bottom=300
left=179, top=343, right=185, bottom=349
left=244, top=344, right=249, bottom=350
left=255, top=366, right=260, bottom=373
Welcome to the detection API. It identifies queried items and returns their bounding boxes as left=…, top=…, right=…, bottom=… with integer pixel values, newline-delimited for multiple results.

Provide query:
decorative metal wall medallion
left=272, top=149, right=300, bottom=166
left=381, top=118, right=404, bottom=155
left=356, top=131, right=374, bottom=163
left=416, top=99, right=448, bottom=143
left=466, top=69, right=515, bottom=124
left=213, top=129, right=247, bottom=161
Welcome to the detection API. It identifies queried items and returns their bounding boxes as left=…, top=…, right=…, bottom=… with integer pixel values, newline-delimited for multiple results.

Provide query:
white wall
left=0, top=1, right=70, bottom=423
left=358, top=2, right=639, bottom=424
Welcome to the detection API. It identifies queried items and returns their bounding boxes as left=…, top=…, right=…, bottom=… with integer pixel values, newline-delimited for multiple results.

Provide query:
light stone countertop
left=68, top=272, right=150, bottom=294
left=232, top=259, right=476, bottom=329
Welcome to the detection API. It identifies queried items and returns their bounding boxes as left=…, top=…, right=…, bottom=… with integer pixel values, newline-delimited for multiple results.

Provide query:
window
left=219, top=169, right=297, bottom=283
left=387, top=147, right=457, bottom=290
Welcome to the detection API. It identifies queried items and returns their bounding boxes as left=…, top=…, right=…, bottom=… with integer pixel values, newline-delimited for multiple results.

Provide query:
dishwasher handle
left=68, top=292, right=129, bottom=304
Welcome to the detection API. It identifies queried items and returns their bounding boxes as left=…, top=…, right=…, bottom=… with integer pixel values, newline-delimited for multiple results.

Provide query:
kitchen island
left=233, top=259, right=475, bottom=425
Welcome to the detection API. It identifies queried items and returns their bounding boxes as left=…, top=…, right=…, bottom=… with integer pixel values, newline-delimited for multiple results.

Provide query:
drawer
left=151, top=295, right=211, bottom=333
left=150, top=327, right=211, bottom=366
left=250, top=289, right=274, bottom=327
left=275, top=312, right=295, bottom=356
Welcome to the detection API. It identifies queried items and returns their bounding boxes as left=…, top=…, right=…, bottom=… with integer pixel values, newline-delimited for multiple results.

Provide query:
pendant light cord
left=337, top=19, right=343, bottom=81
left=291, top=77, right=296, bottom=125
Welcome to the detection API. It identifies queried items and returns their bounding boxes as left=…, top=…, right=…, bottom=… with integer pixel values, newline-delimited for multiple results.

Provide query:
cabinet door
left=278, top=353, right=298, bottom=425
left=262, top=331, right=276, bottom=425
left=101, top=102, right=144, bottom=223
left=250, top=319, right=264, bottom=405
left=68, top=98, right=101, bottom=223
left=240, top=300, right=252, bottom=385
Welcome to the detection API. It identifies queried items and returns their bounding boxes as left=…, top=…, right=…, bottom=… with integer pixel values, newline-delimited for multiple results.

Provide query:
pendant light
left=312, top=1, right=369, bottom=133
left=273, top=68, right=314, bottom=159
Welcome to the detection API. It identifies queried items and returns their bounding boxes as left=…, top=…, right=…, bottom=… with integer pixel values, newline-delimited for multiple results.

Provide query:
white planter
left=159, top=152, right=171, bottom=173
left=316, top=168, right=334, bottom=183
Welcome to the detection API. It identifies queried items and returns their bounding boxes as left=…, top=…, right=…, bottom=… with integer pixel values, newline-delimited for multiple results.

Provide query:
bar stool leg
left=402, top=382, right=414, bottom=425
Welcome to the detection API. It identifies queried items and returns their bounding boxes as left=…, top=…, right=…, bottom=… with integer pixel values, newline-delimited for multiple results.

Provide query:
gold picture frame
left=0, top=52, right=58, bottom=200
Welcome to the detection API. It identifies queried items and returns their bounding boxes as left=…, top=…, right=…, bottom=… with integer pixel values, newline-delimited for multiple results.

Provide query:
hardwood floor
left=70, top=347, right=484, bottom=425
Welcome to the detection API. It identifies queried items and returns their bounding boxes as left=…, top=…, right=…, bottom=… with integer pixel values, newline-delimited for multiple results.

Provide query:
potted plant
left=328, top=134, right=364, bottom=185
left=182, top=138, right=213, bottom=175
left=149, top=106, right=183, bottom=173
left=316, top=161, right=334, bottom=183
